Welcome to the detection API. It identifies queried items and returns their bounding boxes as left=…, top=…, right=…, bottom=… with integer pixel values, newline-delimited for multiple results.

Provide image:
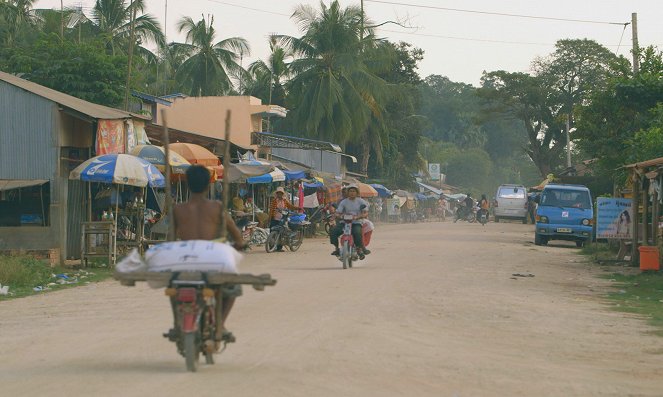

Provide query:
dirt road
left=1, top=221, right=662, bottom=397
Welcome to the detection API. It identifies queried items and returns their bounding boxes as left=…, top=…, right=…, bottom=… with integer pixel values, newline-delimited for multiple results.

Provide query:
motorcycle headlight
left=536, top=215, right=548, bottom=223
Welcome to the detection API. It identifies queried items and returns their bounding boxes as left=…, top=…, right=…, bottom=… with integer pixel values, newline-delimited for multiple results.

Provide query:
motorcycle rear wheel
left=289, top=230, right=304, bottom=252
left=265, top=231, right=280, bottom=253
left=324, top=222, right=331, bottom=236
left=183, top=333, right=199, bottom=372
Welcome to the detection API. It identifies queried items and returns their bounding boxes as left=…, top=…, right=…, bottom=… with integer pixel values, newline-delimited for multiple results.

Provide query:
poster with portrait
left=386, top=198, right=401, bottom=216
left=596, top=198, right=633, bottom=239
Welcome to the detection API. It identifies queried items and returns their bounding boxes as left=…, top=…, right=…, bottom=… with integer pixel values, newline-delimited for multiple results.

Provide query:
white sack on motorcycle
left=145, top=240, right=242, bottom=274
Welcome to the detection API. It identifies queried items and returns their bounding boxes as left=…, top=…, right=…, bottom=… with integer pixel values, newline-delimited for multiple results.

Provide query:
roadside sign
left=596, top=197, right=633, bottom=239
left=429, top=163, right=440, bottom=181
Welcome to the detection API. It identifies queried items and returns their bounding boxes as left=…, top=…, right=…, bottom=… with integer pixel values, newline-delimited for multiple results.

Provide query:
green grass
left=580, top=243, right=663, bottom=336
left=579, top=242, right=621, bottom=262
left=0, top=255, right=113, bottom=300
left=603, top=272, right=663, bottom=336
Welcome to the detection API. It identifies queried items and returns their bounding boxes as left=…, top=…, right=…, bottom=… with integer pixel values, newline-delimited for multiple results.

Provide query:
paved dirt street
left=2, top=221, right=663, bottom=397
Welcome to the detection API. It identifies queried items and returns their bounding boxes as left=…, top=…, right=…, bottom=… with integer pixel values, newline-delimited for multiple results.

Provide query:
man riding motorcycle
left=329, top=184, right=371, bottom=258
left=478, top=194, right=490, bottom=221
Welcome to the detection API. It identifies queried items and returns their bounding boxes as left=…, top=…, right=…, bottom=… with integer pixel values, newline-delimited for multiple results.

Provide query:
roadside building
left=0, top=71, right=148, bottom=263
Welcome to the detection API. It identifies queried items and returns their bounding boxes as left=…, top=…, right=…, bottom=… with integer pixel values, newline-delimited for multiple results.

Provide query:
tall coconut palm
left=0, top=0, right=37, bottom=46
left=243, top=34, right=291, bottom=107
left=278, top=0, right=387, bottom=147
left=91, top=0, right=164, bottom=56
left=173, top=15, right=249, bottom=96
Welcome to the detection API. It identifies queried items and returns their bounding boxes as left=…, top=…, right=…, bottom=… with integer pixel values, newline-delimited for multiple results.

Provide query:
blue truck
left=534, top=184, right=593, bottom=247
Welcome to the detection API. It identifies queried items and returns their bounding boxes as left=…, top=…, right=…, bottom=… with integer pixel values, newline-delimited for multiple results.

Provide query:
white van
left=493, top=184, right=528, bottom=224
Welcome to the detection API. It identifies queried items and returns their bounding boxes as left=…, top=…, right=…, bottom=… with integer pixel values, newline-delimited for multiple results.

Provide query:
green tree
left=2, top=34, right=126, bottom=106
left=243, top=35, right=290, bottom=108
left=280, top=0, right=387, bottom=146
left=0, top=0, right=37, bottom=47
left=420, top=75, right=485, bottom=148
left=90, top=0, right=164, bottom=56
left=576, top=46, right=663, bottom=174
left=173, top=14, right=249, bottom=96
left=478, top=70, right=564, bottom=178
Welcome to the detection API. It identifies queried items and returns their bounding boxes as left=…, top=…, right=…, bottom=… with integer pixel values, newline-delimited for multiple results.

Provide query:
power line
left=365, top=0, right=629, bottom=26
left=379, top=29, right=553, bottom=46
left=380, top=28, right=632, bottom=48
left=205, top=0, right=290, bottom=17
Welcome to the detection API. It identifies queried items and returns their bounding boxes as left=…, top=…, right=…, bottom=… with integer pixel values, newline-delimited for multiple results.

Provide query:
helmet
left=346, top=184, right=359, bottom=193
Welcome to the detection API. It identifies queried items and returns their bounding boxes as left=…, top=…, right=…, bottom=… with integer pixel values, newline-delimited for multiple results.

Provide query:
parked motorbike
left=265, top=210, right=308, bottom=252
left=163, top=273, right=221, bottom=372
left=453, top=203, right=477, bottom=223
left=233, top=211, right=269, bottom=248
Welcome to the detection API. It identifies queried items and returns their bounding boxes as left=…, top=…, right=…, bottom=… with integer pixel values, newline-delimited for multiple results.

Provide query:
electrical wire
left=364, top=0, right=629, bottom=26
left=379, top=28, right=553, bottom=46
left=380, top=28, right=629, bottom=48
left=205, top=0, right=290, bottom=17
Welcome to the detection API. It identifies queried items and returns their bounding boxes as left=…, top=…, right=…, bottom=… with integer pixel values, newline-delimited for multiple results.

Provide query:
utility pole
left=124, top=2, right=138, bottom=111
left=360, top=0, right=364, bottom=42
left=565, top=114, right=572, bottom=169
left=631, top=12, right=639, bottom=74
left=60, top=0, right=64, bottom=40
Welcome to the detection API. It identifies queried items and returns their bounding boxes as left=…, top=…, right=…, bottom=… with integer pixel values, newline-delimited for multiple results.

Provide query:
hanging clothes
left=96, top=119, right=125, bottom=155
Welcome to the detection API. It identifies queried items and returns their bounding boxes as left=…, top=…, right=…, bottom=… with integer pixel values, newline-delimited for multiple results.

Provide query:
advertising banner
left=386, top=198, right=401, bottom=216
left=596, top=197, right=633, bottom=239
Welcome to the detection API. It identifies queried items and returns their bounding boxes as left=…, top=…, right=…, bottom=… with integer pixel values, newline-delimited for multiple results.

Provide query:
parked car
left=534, top=184, right=593, bottom=247
left=493, top=184, right=528, bottom=224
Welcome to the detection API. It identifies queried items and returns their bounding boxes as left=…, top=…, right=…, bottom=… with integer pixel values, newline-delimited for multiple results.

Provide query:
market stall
left=70, top=154, right=165, bottom=266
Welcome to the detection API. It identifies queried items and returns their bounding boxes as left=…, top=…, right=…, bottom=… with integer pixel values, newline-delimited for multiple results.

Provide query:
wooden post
left=631, top=170, right=640, bottom=265
left=219, top=110, right=232, bottom=239
left=643, top=177, right=649, bottom=245
left=652, top=182, right=659, bottom=245
left=161, top=109, right=174, bottom=241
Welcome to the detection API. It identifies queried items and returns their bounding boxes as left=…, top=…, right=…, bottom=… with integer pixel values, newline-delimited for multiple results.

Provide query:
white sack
left=145, top=240, right=242, bottom=273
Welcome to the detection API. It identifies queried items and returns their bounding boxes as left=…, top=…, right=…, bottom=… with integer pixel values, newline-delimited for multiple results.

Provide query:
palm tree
left=91, top=0, right=164, bottom=56
left=173, top=14, right=249, bottom=96
left=242, top=34, right=290, bottom=108
left=278, top=0, right=387, bottom=147
left=0, top=0, right=38, bottom=46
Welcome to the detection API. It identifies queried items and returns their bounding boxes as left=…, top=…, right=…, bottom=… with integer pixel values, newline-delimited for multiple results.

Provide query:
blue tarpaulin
left=283, top=170, right=306, bottom=181
left=370, top=183, right=392, bottom=197
left=303, top=180, right=323, bottom=188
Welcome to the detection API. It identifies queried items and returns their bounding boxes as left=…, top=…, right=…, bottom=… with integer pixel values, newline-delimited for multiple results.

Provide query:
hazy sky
left=36, top=0, right=663, bottom=86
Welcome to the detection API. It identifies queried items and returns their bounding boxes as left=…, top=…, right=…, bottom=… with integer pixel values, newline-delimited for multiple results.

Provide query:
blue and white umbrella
left=69, top=154, right=166, bottom=187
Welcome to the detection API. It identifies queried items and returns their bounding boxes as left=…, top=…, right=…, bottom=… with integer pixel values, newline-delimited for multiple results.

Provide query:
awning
left=416, top=181, right=442, bottom=196
left=283, top=170, right=306, bottom=181
left=247, top=167, right=286, bottom=184
left=0, top=179, right=49, bottom=191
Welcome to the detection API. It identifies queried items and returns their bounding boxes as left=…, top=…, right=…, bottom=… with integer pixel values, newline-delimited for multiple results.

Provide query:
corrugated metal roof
left=0, top=70, right=148, bottom=120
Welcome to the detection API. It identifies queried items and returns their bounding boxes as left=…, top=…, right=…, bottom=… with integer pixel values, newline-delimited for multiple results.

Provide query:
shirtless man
left=171, top=164, right=245, bottom=343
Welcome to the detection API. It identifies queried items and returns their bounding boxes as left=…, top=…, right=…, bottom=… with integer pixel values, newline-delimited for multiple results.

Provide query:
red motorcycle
left=337, top=215, right=373, bottom=270
left=164, top=273, right=220, bottom=372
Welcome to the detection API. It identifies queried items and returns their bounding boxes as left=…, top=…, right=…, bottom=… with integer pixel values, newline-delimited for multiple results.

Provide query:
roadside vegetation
left=581, top=243, right=663, bottom=336
left=0, top=254, right=113, bottom=300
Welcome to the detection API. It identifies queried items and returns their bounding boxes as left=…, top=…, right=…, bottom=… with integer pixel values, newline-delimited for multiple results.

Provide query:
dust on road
left=1, top=221, right=662, bottom=397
